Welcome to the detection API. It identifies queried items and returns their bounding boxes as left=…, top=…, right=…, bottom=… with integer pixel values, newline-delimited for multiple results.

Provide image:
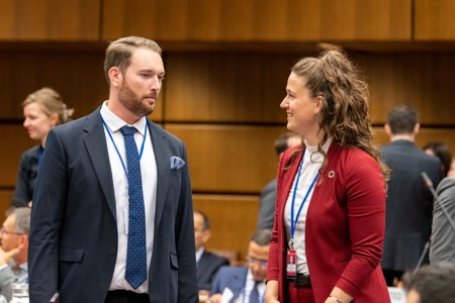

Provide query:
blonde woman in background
left=12, top=87, right=74, bottom=207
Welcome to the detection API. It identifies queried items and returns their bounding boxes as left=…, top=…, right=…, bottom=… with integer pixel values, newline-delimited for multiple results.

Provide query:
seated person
left=208, top=229, right=271, bottom=303
left=194, top=210, right=229, bottom=294
left=402, top=262, right=455, bottom=303
left=0, top=207, right=31, bottom=301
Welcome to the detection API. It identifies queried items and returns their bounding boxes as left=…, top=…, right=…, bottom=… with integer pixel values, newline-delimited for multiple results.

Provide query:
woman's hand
left=264, top=280, right=280, bottom=303
left=324, top=287, right=353, bottom=303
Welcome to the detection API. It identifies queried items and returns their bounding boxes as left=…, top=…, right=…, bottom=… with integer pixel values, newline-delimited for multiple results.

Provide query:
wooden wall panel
left=0, top=0, right=100, bottom=41
left=0, top=190, right=13, bottom=220
left=0, top=50, right=107, bottom=119
left=414, top=0, right=455, bottom=40
left=193, top=194, right=259, bottom=261
left=164, top=53, right=296, bottom=123
left=0, top=49, right=164, bottom=121
left=357, top=53, right=455, bottom=125
left=165, top=124, right=287, bottom=193
left=102, top=0, right=411, bottom=42
left=164, top=52, right=455, bottom=125
left=1, top=125, right=34, bottom=187
left=373, top=127, right=455, bottom=154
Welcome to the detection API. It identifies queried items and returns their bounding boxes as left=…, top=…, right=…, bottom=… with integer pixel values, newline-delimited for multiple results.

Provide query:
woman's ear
left=314, top=96, right=325, bottom=114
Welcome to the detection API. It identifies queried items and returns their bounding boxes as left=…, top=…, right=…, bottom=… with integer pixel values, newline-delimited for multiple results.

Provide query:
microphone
left=421, top=172, right=455, bottom=233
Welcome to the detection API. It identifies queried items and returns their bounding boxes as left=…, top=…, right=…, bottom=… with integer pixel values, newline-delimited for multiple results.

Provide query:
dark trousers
left=287, top=283, right=315, bottom=303
left=105, top=290, right=149, bottom=303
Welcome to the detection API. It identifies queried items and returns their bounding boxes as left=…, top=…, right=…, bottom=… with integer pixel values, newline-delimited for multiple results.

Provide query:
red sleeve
left=266, top=150, right=286, bottom=282
left=335, top=151, right=386, bottom=297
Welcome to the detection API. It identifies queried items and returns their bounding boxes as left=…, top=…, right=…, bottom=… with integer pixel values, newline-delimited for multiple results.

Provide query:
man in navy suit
left=381, top=105, right=442, bottom=286
left=194, top=210, right=229, bottom=294
left=28, top=36, right=198, bottom=303
left=207, top=229, right=271, bottom=303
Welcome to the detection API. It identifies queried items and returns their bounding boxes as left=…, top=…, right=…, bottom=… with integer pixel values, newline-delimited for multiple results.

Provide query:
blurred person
left=423, top=141, right=452, bottom=177
left=402, top=262, right=455, bottom=303
left=13, top=87, right=74, bottom=207
left=257, top=132, right=301, bottom=230
left=265, top=50, right=390, bottom=303
left=207, top=229, right=271, bottom=303
left=448, top=158, right=455, bottom=177
left=381, top=106, right=442, bottom=286
left=28, top=36, right=197, bottom=303
left=194, top=210, right=229, bottom=295
left=0, top=207, right=31, bottom=302
left=429, top=175, right=455, bottom=263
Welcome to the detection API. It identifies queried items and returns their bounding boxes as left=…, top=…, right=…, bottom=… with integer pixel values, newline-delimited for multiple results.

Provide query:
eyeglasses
left=0, top=228, right=24, bottom=236
left=246, top=256, right=268, bottom=268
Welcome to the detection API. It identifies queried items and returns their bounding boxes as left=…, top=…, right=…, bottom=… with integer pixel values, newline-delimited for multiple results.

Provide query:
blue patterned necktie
left=120, top=126, right=147, bottom=289
left=249, top=281, right=260, bottom=303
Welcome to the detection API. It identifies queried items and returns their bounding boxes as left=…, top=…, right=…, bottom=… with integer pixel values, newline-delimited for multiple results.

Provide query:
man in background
left=194, top=210, right=229, bottom=294
left=257, top=132, right=300, bottom=229
left=0, top=207, right=30, bottom=301
left=402, top=262, right=455, bottom=303
left=381, top=105, right=442, bottom=285
left=430, top=175, right=455, bottom=263
left=207, top=229, right=271, bottom=303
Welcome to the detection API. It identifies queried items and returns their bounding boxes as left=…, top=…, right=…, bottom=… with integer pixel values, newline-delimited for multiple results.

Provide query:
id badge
left=286, top=248, right=297, bottom=277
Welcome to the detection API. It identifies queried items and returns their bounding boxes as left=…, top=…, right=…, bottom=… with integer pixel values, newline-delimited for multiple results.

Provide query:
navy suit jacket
left=197, top=250, right=229, bottom=291
left=381, top=140, right=442, bottom=271
left=210, top=266, right=248, bottom=302
left=28, top=109, right=198, bottom=303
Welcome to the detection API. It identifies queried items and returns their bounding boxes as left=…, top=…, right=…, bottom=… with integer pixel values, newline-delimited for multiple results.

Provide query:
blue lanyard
left=290, top=158, right=319, bottom=246
left=101, top=117, right=148, bottom=177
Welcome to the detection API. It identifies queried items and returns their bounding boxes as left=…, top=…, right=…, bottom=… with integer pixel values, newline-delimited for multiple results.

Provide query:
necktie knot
left=120, top=126, right=137, bottom=136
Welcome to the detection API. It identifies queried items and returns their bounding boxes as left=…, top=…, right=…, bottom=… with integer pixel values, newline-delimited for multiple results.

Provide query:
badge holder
left=286, top=239, right=297, bottom=279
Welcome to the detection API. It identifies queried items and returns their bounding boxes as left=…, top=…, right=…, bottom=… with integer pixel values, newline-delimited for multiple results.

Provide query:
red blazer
left=266, top=143, right=390, bottom=303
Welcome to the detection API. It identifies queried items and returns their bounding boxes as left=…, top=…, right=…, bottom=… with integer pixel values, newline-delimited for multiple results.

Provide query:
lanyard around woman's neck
left=289, top=154, right=319, bottom=249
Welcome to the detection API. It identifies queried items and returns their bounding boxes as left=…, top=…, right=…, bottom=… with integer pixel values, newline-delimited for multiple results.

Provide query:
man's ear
left=414, top=123, right=420, bottom=135
left=201, top=229, right=211, bottom=244
left=384, top=124, right=392, bottom=136
left=108, top=67, right=122, bottom=87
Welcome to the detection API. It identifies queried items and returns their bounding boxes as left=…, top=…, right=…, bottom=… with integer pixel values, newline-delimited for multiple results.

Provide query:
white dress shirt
left=101, top=102, right=158, bottom=293
left=284, top=138, right=332, bottom=275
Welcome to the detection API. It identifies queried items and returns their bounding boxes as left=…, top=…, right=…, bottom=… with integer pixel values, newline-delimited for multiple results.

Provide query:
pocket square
left=170, top=156, right=185, bottom=170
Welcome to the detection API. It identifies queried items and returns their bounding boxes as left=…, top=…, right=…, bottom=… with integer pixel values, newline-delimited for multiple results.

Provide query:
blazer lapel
left=230, top=268, right=249, bottom=302
left=148, top=120, right=170, bottom=230
left=83, top=109, right=117, bottom=221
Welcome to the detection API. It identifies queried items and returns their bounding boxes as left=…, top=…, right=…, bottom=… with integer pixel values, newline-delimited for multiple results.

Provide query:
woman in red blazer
left=265, top=50, right=390, bottom=303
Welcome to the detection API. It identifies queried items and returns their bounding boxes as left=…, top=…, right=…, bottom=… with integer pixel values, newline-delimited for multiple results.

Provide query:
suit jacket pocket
left=170, top=253, right=179, bottom=269
left=59, top=248, right=85, bottom=262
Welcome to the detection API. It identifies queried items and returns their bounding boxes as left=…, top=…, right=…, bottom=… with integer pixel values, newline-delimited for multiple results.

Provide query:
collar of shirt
left=100, top=101, right=147, bottom=135
left=196, top=247, right=205, bottom=263
left=243, top=270, right=265, bottom=300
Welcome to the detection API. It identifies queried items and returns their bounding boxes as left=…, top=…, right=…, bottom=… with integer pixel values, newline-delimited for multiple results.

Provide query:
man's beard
left=118, top=81, right=155, bottom=118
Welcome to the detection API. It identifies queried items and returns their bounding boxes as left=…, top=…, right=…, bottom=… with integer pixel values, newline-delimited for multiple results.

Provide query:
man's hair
left=251, top=229, right=272, bottom=246
left=194, top=210, right=210, bottom=230
left=10, top=207, right=31, bottom=235
left=402, top=263, right=455, bottom=303
left=103, top=36, right=162, bottom=83
left=274, top=132, right=297, bottom=155
left=423, top=141, right=452, bottom=176
left=387, top=105, right=419, bottom=135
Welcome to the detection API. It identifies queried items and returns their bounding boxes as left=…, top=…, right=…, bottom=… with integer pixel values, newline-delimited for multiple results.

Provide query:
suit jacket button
left=110, top=249, right=116, bottom=255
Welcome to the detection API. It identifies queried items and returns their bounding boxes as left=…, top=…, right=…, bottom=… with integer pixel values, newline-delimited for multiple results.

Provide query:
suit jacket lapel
left=83, top=109, right=117, bottom=221
left=230, top=268, right=249, bottom=302
left=148, top=120, right=170, bottom=230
